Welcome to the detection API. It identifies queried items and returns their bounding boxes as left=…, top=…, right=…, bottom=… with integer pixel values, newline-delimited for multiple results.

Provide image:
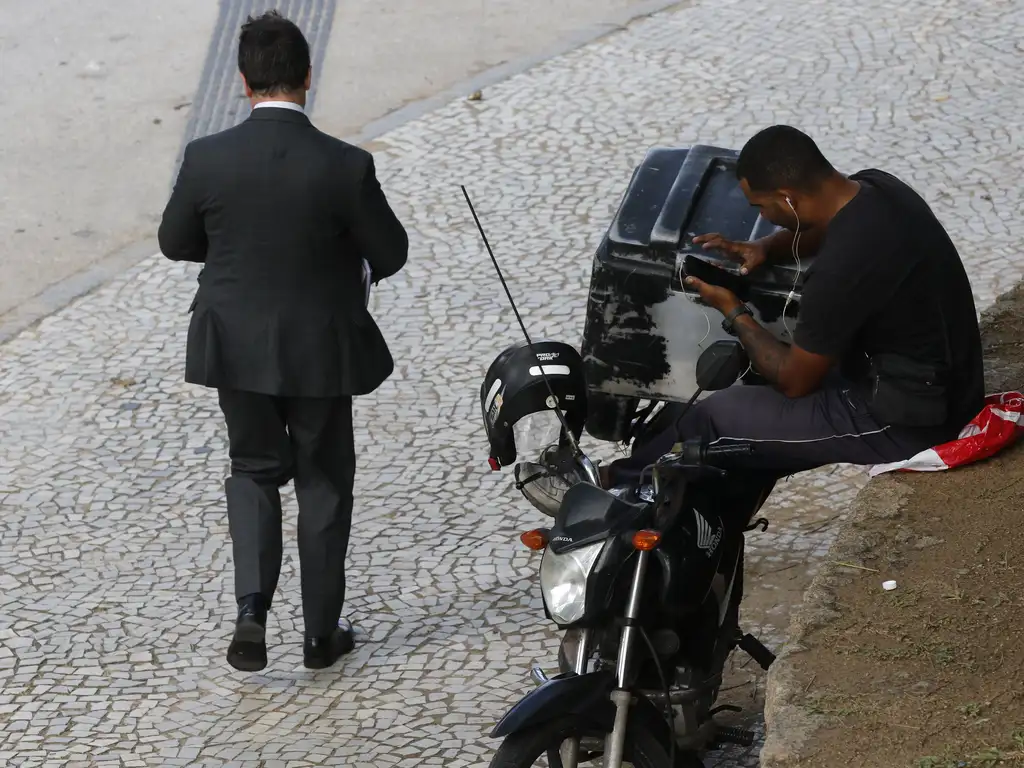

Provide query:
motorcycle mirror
left=695, top=340, right=749, bottom=391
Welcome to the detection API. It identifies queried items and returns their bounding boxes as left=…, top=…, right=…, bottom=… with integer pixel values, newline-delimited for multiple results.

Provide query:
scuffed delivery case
left=580, top=145, right=814, bottom=442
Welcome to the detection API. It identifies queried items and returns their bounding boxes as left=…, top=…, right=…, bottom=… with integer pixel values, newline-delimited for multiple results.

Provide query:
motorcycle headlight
left=540, top=541, right=604, bottom=625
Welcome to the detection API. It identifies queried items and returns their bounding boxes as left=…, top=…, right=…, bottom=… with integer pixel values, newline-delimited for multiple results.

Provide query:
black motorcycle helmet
left=481, top=340, right=588, bottom=468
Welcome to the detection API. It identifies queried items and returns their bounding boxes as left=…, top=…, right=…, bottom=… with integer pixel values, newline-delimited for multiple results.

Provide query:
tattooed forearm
left=733, top=315, right=790, bottom=385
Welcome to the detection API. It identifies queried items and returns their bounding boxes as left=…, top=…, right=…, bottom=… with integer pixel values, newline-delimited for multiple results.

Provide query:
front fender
left=490, top=669, right=616, bottom=738
left=490, top=670, right=673, bottom=746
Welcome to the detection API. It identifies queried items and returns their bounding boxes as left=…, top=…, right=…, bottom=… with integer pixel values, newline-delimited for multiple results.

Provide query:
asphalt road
left=0, top=0, right=651, bottom=325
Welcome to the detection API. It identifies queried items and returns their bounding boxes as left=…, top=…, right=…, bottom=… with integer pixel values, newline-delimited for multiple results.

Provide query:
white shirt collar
left=252, top=101, right=305, bottom=114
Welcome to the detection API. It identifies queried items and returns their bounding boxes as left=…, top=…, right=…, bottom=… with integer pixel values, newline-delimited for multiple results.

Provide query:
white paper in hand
left=361, top=259, right=372, bottom=307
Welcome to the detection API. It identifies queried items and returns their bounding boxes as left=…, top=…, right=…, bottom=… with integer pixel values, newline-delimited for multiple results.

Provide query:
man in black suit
left=158, top=10, right=408, bottom=672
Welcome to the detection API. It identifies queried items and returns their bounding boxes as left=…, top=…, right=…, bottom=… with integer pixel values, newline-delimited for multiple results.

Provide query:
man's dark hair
left=237, top=10, right=310, bottom=95
left=735, top=125, right=835, bottom=192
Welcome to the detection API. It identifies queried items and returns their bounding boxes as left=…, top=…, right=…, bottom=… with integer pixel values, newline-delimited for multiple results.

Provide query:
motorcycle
left=467, top=141, right=804, bottom=767
left=480, top=338, right=779, bottom=768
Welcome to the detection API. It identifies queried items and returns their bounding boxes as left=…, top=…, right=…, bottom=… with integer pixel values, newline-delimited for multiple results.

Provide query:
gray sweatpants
left=607, top=384, right=940, bottom=485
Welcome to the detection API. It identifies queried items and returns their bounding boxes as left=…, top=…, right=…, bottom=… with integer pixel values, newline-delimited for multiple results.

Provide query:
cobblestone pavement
left=1, top=0, right=1022, bottom=765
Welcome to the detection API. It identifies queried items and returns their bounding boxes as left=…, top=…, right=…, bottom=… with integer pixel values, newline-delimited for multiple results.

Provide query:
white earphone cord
left=679, top=197, right=803, bottom=383
left=679, top=259, right=713, bottom=349
left=679, top=252, right=751, bottom=379
left=782, top=198, right=803, bottom=339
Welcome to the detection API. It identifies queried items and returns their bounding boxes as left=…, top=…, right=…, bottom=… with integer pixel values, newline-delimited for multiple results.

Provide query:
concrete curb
left=760, top=476, right=912, bottom=767
left=760, top=281, right=1024, bottom=767
left=0, top=0, right=686, bottom=349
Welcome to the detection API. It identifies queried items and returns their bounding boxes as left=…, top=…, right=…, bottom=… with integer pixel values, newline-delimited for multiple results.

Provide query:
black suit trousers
left=218, top=389, right=355, bottom=637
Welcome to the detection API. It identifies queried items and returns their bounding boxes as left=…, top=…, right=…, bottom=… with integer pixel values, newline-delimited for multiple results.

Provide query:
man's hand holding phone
left=692, top=233, right=768, bottom=275
left=682, top=255, right=744, bottom=317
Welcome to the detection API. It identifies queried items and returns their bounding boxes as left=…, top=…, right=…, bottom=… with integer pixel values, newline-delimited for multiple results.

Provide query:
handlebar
left=674, top=439, right=753, bottom=465
left=650, top=439, right=754, bottom=478
left=703, top=442, right=755, bottom=461
left=633, top=440, right=754, bottom=520
left=641, top=440, right=754, bottom=529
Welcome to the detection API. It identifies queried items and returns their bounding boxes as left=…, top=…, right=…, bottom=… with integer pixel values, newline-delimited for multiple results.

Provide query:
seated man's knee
left=680, top=387, right=750, bottom=441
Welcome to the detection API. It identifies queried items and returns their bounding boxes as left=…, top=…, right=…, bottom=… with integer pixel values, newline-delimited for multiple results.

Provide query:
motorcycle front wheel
left=488, top=714, right=702, bottom=768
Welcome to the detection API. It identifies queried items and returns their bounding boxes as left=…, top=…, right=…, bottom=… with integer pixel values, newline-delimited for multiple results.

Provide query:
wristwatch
left=721, top=303, right=753, bottom=336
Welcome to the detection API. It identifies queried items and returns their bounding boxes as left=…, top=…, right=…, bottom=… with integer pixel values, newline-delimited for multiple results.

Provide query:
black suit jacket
left=158, top=106, right=408, bottom=398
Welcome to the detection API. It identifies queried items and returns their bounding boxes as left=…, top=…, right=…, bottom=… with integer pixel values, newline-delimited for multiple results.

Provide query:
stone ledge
left=760, top=281, right=1024, bottom=767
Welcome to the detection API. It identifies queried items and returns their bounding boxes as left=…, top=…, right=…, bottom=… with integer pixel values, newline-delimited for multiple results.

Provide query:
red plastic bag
left=869, top=392, right=1024, bottom=476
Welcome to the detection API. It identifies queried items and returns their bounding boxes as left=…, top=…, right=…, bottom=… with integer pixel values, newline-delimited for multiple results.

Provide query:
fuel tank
left=652, top=471, right=774, bottom=619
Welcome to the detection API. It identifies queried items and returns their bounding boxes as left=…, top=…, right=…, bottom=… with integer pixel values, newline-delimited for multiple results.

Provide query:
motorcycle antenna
left=460, top=185, right=587, bottom=462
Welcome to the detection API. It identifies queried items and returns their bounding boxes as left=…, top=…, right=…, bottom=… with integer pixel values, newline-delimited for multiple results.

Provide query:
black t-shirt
left=794, top=169, right=985, bottom=435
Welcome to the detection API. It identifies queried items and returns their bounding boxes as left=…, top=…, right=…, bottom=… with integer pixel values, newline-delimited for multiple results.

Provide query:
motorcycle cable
left=639, top=626, right=677, bottom=767
left=671, top=386, right=705, bottom=444
left=461, top=185, right=589, bottom=466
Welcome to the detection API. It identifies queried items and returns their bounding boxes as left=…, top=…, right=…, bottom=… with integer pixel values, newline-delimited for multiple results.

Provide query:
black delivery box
left=580, top=145, right=815, bottom=442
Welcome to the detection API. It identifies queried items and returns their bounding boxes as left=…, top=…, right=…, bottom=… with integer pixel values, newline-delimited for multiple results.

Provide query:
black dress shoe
left=303, top=618, right=355, bottom=670
left=227, top=594, right=269, bottom=672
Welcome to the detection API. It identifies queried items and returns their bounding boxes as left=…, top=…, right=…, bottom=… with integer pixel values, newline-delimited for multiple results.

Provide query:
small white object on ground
left=882, top=580, right=898, bottom=591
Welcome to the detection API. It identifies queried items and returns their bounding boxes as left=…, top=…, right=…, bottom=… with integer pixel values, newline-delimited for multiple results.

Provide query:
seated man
left=604, top=125, right=985, bottom=486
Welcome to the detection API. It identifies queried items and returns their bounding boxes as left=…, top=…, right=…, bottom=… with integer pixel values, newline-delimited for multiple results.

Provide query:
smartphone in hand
left=681, top=254, right=752, bottom=301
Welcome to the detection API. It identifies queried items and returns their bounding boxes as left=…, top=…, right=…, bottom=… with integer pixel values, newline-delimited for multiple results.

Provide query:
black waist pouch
left=866, top=353, right=949, bottom=428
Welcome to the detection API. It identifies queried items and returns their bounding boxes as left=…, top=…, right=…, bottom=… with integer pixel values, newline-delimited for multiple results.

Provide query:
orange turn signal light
left=520, top=529, right=549, bottom=551
left=632, top=530, right=662, bottom=551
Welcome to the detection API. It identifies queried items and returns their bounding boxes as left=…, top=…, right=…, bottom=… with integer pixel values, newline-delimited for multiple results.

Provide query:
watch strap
left=722, top=303, right=752, bottom=334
